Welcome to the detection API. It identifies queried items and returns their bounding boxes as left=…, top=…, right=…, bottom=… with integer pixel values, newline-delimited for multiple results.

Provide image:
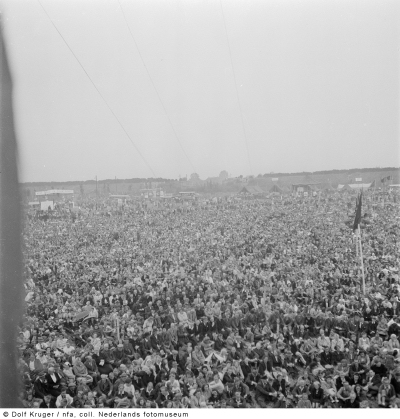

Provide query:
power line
left=117, top=0, right=197, bottom=174
left=219, top=0, right=253, bottom=175
left=37, top=0, right=156, bottom=177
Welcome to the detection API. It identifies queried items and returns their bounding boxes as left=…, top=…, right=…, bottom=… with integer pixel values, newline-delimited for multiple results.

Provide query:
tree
left=219, top=170, right=228, bottom=180
left=190, top=173, right=200, bottom=181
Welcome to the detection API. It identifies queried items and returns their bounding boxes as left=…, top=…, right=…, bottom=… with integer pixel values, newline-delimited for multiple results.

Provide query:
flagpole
left=355, top=230, right=358, bottom=257
left=358, top=224, right=365, bottom=294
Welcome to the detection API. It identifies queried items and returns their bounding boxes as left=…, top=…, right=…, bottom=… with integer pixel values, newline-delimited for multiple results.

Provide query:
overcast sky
left=1, top=0, right=399, bottom=182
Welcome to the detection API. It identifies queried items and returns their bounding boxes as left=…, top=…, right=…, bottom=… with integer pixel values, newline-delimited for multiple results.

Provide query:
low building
left=109, top=194, right=131, bottom=204
left=140, top=188, right=163, bottom=198
left=291, top=183, right=321, bottom=193
left=178, top=191, right=198, bottom=200
left=35, top=189, right=74, bottom=202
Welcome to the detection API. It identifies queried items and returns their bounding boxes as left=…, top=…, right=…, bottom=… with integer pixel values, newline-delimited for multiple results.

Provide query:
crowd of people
left=17, top=189, right=400, bottom=408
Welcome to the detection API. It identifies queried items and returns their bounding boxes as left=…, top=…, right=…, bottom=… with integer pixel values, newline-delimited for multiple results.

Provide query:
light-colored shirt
left=209, top=379, right=224, bottom=394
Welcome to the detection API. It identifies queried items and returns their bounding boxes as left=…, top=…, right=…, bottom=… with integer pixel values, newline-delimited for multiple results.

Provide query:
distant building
left=35, top=189, right=74, bottom=202
left=140, top=188, right=163, bottom=198
left=206, top=177, right=224, bottom=185
left=178, top=191, right=199, bottom=200
left=109, top=194, right=131, bottom=204
left=291, top=183, right=321, bottom=193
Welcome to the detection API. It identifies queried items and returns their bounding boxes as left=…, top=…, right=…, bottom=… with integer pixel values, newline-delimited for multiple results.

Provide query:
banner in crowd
left=73, top=309, right=92, bottom=322
left=40, top=200, right=54, bottom=211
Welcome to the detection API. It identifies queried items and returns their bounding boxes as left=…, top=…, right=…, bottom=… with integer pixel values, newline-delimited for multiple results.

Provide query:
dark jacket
left=255, top=380, right=276, bottom=400
left=39, top=399, right=56, bottom=408
left=33, top=379, right=48, bottom=399
left=320, top=350, right=334, bottom=366
left=45, top=372, right=62, bottom=391
left=309, top=386, right=324, bottom=402
left=272, top=379, right=287, bottom=396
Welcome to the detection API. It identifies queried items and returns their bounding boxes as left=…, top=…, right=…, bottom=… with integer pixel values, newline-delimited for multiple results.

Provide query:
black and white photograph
left=0, top=0, right=399, bottom=411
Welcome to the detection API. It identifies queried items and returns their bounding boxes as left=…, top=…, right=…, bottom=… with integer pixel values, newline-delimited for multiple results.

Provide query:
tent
left=337, top=184, right=353, bottom=192
left=323, top=185, right=337, bottom=193
left=238, top=185, right=265, bottom=195
left=348, top=183, right=372, bottom=190
left=269, top=184, right=289, bottom=194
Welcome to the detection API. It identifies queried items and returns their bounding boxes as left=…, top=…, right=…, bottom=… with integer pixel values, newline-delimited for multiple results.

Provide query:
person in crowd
left=297, top=392, right=312, bottom=408
left=309, top=381, right=324, bottom=408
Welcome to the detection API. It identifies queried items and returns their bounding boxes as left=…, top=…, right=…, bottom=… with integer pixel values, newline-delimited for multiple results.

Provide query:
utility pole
left=95, top=176, right=98, bottom=209
left=358, top=224, right=365, bottom=294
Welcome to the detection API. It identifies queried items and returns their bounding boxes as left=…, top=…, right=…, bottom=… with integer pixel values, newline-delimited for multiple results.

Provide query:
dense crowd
left=17, top=190, right=400, bottom=408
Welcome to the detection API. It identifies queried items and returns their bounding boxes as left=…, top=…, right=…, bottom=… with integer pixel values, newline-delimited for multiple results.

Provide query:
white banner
left=40, top=200, right=54, bottom=211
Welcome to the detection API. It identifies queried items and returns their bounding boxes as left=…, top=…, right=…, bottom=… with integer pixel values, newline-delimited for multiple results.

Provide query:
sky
left=0, top=0, right=399, bottom=182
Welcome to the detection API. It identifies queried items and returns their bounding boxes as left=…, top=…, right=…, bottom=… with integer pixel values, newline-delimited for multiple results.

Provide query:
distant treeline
left=21, top=167, right=399, bottom=186
left=22, top=177, right=176, bottom=187
left=263, top=167, right=400, bottom=178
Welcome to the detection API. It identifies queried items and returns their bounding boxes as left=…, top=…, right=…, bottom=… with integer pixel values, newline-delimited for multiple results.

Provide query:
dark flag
left=381, top=175, right=392, bottom=183
left=353, top=192, right=362, bottom=232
